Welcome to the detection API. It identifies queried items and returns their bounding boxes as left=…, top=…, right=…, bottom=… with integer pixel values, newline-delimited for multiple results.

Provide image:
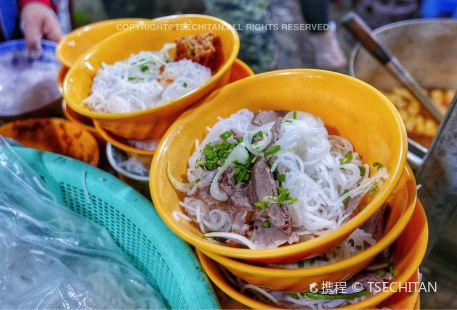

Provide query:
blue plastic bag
left=0, top=137, right=166, bottom=309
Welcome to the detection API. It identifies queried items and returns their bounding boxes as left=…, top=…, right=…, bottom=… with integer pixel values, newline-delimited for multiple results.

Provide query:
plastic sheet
left=0, top=138, right=166, bottom=309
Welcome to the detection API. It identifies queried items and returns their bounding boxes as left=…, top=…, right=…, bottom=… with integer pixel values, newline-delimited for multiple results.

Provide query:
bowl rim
left=150, top=69, right=408, bottom=261
left=196, top=201, right=428, bottom=309
left=105, top=142, right=150, bottom=181
left=95, top=120, right=155, bottom=156
left=63, top=14, right=240, bottom=120
left=200, top=165, right=416, bottom=276
left=56, top=18, right=146, bottom=67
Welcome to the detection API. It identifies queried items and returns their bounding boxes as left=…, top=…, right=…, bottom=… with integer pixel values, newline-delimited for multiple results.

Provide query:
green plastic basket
left=13, top=147, right=219, bottom=310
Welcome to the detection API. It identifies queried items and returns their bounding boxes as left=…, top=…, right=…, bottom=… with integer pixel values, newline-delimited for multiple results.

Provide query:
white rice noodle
left=179, top=199, right=231, bottom=234
left=270, top=228, right=376, bottom=269
left=172, top=210, right=192, bottom=222
left=241, top=284, right=281, bottom=306
left=204, top=232, right=257, bottom=249
left=84, top=43, right=212, bottom=113
left=117, top=156, right=149, bottom=176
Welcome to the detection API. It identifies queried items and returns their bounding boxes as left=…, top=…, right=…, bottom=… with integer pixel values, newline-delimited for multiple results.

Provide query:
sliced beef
left=190, top=180, right=220, bottom=209
left=175, top=32, right=221, bottom=72
left=249, top=157, right=277, bottom=202
left=361, top=204, right=390, bottom=241
left=248, top=157, right=292, bottom=247
left=220, top=167, right=253, bottom=211
left=252, top=110, right=287, bottom=125
left=269, top=117, right=283, bottom=146
left=249, top=225, right=290, bottom=249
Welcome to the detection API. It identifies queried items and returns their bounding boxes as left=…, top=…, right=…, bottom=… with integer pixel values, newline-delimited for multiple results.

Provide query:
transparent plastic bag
left=0, top=138, right=166, bottom=309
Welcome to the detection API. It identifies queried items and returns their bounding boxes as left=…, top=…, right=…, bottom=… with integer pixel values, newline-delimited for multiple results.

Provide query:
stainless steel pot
left=349, top=19, right=457, bottom=168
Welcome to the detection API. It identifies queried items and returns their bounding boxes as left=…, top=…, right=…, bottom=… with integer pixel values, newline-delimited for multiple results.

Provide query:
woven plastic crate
left=14, top=147, right=219, bottom=309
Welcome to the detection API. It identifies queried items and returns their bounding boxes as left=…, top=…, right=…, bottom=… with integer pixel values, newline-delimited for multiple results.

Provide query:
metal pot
left=349, top=19, right=457, bottom=167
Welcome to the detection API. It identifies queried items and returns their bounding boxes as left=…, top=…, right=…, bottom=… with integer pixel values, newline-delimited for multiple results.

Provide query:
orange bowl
left=200, top=165, right=416, bottom=291
left=379, top=271, right=420, bottom=309
left=150, top=69, right=408, bottom=263
left=63, top=14, right=240, bottom=140
left=229, top=59, right=254, bottom=83
left=0, top=118, right=99, bottom=165
left=197, top=200, right=428, bottom=309
left=56, top=18, right=146, bottom=67
left=62, top=102, right=104, bottom=143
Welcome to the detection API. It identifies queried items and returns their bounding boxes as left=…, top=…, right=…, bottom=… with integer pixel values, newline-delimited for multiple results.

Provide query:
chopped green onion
left=340, top=151, right=353, bottom=165
left=140, top=64, right=149, bottom=72
left=373, top=161, right=383, bottom=169
left=277, top=187, right=298, bottom=204
left=183, top=81, right=188, bottom=88
left=358, top=166, right=366, bottom=176
left=297, top=261, right=305, bottom=268
left=219, top=130, right=232, bottom=141
left=253, top=131, right=264, bottom=139
left=128, top=76, right=136, bottom=81
left=255, top=201, right=268, bottom=210
left=368, top=183, right=379, bottom=198
left=293, top=111, right=298, bottom=119
left=265, top=145, right=281, bottom=156
left=277, top=174, right=286, bottom=182
left=261, top=220, right=271, bottom=228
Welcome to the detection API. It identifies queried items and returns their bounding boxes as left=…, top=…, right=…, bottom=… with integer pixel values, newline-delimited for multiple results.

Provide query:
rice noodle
left=85, top=43, right=212, bottom=113
left=172, top=109, right=388, bottom=249
left=204, top=232, right=258, bottom=249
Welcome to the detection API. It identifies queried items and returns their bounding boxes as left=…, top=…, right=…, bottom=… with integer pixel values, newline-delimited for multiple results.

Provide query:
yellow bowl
left=0, top=118, right=99, bottom=166
left=57, top=65, right=69, bottom=94
left=200, top=165, right=416, bottom=291
left=56, top=18, right=146, bottom=67
left=150, top=69, right=408, bottom=263
left=63, top=14, right=240, bottom=140
left=93, top=57, right=253, bottom=156
left=229, top=59, right=254, bottom=83
left=197, top=200, right=428, bottom=309
left=62, top=101, right=104, bottom=143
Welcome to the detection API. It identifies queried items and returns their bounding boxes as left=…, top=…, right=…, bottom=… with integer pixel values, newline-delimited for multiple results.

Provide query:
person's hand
left=20, top=2, right=64, bottom=57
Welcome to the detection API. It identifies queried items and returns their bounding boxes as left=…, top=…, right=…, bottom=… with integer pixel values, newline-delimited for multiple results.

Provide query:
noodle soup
left=169, top=109, right=388, bottom=249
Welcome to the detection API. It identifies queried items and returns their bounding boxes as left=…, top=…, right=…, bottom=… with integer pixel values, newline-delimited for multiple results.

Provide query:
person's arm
left=20, top=0, right=63, bottom=56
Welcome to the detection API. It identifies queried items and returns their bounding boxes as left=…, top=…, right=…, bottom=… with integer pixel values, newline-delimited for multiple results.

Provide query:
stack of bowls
left=149, top=70, right=428, bottom=309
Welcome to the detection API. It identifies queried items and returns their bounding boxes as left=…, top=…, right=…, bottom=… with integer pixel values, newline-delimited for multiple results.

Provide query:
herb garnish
left=358, top=165, right=366, bottom=176
left=219, top=130, right=232, bottom=141
left=261, top=220, right=271, bottom=228
left=196, top=142, right=236, bottom=170
left=255, top=201, right=268, bottom=210
left=340, top=151, right=353, bottom=165
left=265, top=145, right=281, bottom=156
left=140, top=64, right=149, bottom=72
left=373, top=161, right=383, bottom=169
